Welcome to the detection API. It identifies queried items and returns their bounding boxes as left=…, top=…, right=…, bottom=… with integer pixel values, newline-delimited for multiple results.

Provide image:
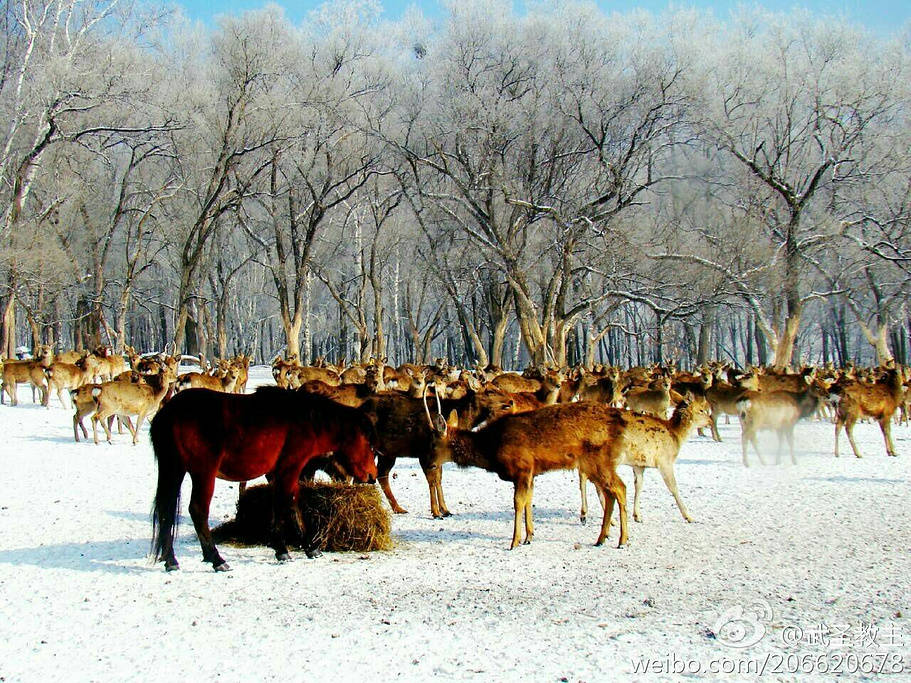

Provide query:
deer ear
left=433, top=414, right=448, bottom=435
left=447, top=409, right=459, bottom=429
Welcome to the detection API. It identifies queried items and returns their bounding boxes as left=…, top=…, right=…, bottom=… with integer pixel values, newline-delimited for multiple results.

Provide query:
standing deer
left=578, top=395, right=713, bottom=525
left=736, top=378, right=829, bottom=466
left=91, top=364, right=176, bottom=444
left=830, top=366, right=903, bottom=458
left=426, top=401, right=630, bottom=549
left=1, top=346, right=53, bottom=406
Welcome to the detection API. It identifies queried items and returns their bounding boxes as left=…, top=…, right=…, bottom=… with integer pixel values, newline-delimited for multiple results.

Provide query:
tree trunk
left=1, top=293, right=15, bottom=358
left=771, top=311, right=801, bottom=370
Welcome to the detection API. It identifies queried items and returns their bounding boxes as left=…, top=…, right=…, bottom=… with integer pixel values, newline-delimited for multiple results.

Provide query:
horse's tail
left=149, top=408, right=184, bottom=564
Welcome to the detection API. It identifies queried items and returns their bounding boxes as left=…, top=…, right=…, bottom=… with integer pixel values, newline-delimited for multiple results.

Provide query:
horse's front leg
left=188, top=473, right=230, bottom=572
left=271, top=473, right=309, bottom=562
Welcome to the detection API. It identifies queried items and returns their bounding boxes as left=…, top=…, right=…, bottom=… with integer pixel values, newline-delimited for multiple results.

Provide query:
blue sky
left=172, top=0, right=909, bottom=34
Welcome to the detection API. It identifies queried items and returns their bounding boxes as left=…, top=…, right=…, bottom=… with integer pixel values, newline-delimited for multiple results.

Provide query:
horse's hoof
left=305, top=547, right=323, bottom=559
left=276, top=552, right=292, bottom=563
left=213, top=562, right=231, bottom=572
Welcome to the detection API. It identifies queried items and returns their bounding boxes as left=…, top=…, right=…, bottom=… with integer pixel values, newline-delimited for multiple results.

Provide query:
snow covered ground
left=0, top=367, right=909, bottom=681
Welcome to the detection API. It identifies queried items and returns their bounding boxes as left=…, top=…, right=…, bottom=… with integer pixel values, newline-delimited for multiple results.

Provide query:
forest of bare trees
left=1, top=0, right=909, bottom=370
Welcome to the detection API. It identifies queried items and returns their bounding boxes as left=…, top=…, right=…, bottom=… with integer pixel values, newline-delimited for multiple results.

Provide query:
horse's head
left=338, top=428, right=378, bottom=484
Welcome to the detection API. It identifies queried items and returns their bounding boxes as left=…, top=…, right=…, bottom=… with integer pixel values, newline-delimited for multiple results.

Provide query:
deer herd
left=1, top=346, right=906, bottom=551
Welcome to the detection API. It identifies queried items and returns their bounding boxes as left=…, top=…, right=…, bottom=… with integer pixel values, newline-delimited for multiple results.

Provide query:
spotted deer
left=578, top=395, right=713, bottom=525
left=830, top=366, right=904, bottom=458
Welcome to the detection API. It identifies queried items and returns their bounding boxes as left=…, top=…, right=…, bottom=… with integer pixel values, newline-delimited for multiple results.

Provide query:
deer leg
left=787, top=426, right=796, bottom=465
left=523, top=478, right=534, bottom=545
left=844, top=415, right=863, bottom=458
left=595, top=468, right=628, bottom=547
left=422, top=464, right=451, bottom=518
left=834, top=415, right=843, bottom=457
left=612, top=471, right=629, bottom=547
left=435, top=470, right=451, bottom=517
left=128, top=414, right=143, bottom=445
left=376, top=454, right=407, bottom=514
left=92, top=412, right=110, bottom=444
left=753, top=434, right=766, bottom=465
left=579, top=470, right=588, bottom=524
left=510, top=476, right=531, bottom=549
left=73, top=412, right=89, bottom=442
left=632, top=466, right=645, bottom=522
left=594, top=479, right=614, bottom=546
left=657, top=462, right=692, bottom=522
left=710, top=411, right=722, bottom=442
left=879, top=416, right=897, bottom=457
left=188, top=473, right=229, bottom=571
left=740, top=425, right=751, bottom=467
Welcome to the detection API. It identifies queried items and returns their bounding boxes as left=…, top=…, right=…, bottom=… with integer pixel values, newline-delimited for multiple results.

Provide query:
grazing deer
left=578, top=396, right=713, bottom=525
left=1, top=346, right=53, bottom=406
left=736, top=378, right=829, bottom=466
left=357, top=387, right=530, bottom=518
left=427, top=401, right=630, bottom=549
left=91, top=364, right=176, bottom=444
left=830, top=366, right=903, bottom=458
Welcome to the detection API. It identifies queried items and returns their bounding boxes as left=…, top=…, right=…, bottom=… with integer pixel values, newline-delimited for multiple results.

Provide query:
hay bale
left=212, top=481, right=392, bottom=552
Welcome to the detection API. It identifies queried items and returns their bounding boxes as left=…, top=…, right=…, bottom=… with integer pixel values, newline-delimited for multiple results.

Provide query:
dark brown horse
left=150, top=387, right=378, bottom=572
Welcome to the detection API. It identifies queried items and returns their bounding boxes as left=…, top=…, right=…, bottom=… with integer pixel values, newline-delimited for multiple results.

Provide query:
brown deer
left=91, top=364, right=176, bottom=444
left=426, top=401, right=630, bottom=549
left=87, top=346, right=128, bottom=382
left=830, top=366, right=903, bottom=458
left=175, top=366, right=239, bottom=393
left=578, top=395, right=713, bottom=525
left=358, top=387, right=529, bottom=518
left=736, top=378, right=829, bottom=466
left=576, top=367, right=624, bottom=406
left=624, top=376, right=672, bottom=417
left=44, top=355, right=93, bottom=407
left=71, top=383, right=135, bottom=442
left=271, top=356, right=299, bottom=388
left=490, top=372, right=542, bottom=394
left=704, top=368, right=761, bottom=441
left=289, top=365, right=341, bottom=388
left=1, top=346, right=53, bottom=406
left=757, top=366, right=816, bottom=393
